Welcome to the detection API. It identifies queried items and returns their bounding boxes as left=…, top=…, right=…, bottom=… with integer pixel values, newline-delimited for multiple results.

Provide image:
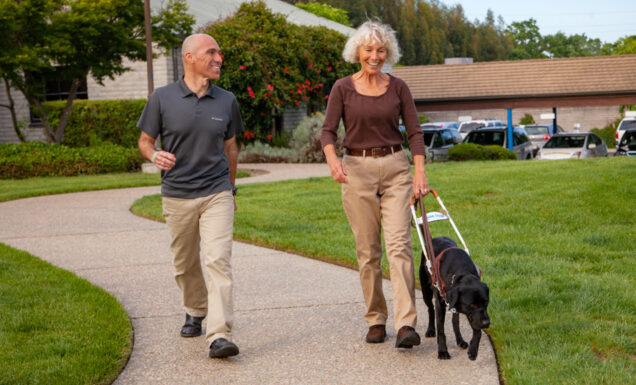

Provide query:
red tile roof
left=392, top=55, right=636, bottom=102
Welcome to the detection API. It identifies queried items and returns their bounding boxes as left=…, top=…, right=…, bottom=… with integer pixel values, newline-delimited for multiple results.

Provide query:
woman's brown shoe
left=395, top=326, right=421, bottom=348
left=366, top=324, right=387, bottom=343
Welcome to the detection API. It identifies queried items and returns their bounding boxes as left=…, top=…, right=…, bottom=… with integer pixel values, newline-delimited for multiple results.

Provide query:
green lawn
left=0, top=244, right=132, bottom=385
left=0, top=172, right=161, bottom=202
left=131, top=157, right=636, bottom=385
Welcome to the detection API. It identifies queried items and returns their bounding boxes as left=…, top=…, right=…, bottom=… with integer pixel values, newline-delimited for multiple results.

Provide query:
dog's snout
left=481, top=319, right=490, bottom=329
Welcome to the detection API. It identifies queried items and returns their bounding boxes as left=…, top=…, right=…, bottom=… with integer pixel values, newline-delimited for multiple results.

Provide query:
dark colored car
left=614, top=128, right=636, bottom=157
left=463, top=126, right=534, bottom=159
left=421, top=125, right=462, bottom=161
left=458, top=119, right=506, bottom=139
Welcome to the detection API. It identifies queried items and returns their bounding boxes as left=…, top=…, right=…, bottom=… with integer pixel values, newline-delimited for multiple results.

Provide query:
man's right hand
left=154, top=151, right=176, bottom=170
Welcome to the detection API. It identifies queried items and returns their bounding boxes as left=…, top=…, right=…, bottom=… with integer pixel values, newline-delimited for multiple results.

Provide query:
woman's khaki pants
left=342, top=150, right=417, bottom=331
left=162, top=190, right=234, bottom=345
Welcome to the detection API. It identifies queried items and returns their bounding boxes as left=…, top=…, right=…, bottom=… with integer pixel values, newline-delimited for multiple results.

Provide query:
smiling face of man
left=183, top=34, right=223, bottom=81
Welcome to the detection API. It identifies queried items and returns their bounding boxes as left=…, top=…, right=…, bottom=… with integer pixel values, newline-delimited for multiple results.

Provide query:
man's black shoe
left=209, top=338, right=239, bottom=358
left=180, top=313, right=204, bottom=337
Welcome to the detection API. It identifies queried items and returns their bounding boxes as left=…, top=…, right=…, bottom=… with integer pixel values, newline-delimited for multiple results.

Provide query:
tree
left=606, top=35, right=636, bottom=55
left=0, top=0, right=194, bottom=144
left=152, top=0, right=196, bottom=53
left=506, top=18, right=544, bottom=60
left=205, top=1, right=356, bottom=140
left=542, top=32, right=603, bottom=58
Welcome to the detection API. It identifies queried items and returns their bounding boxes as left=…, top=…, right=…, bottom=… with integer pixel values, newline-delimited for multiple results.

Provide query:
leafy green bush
left=295, top=2, right=352, bottom=26
left=238, top=113, right=345, bottom=163
left=0, top=142, right=143, bottom=179
left=519, top=113, right=535, bottom=125
left=591, top=126, right=617, bottom=149
left=289, top=112, right=344, bottom=163
left=448, top=143, right=516, bottom=161
left=238, top=141, right=296, bottom=163
left=42, top=99, right=146, bottom=148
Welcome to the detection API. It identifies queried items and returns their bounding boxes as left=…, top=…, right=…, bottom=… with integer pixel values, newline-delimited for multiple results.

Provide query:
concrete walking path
left=0, top=163, right=499, bottom=384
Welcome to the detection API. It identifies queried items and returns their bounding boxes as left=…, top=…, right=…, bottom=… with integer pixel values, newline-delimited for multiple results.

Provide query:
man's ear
left=447, top=287, right=459, bottom=309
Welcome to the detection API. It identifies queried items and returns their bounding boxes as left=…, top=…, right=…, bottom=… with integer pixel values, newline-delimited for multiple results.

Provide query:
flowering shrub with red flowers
left=205, top=1, right=356, bottom=146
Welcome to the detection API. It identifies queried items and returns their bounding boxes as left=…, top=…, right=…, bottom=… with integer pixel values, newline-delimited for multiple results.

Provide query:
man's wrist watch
left=232, top=186, right=238, bottom=196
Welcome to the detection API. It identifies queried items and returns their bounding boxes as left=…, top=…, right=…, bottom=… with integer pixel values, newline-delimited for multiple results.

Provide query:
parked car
left=522, top=123, right=564, bottom=155
left=462, top=126, right=534, bottom=160
left=537, top=133, right=608, bottom=159
left=614, top=128, right=636, bottom=156
left=458, top=119, right=506, bottom=139
left=615, top=114, right=636, bottom=145
left=420, top=121, right=459, bottom=130
left=421, top=125, right=462, bottom=161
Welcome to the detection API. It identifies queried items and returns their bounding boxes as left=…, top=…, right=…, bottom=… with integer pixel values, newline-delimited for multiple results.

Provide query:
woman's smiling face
left=358, top=39, right=387, bottom=75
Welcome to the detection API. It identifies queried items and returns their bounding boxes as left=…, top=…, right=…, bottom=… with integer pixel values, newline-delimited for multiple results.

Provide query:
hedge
left=448, top=143, right=516, bottom=161
left=0, top=142, right=144, bottom=179
left=42, top=99, right=146, bottom=148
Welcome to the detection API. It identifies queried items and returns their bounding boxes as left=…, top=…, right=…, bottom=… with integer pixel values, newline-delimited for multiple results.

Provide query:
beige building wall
left=87, top=49, right=176, bottom=100
left=421, top=105, right=622, bottom=132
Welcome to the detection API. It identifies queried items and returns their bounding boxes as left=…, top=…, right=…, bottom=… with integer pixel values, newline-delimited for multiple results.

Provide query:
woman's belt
left=345, top=145, right=402, bottom=158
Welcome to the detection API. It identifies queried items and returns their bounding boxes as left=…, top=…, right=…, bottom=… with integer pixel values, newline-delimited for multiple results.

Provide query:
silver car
left=537, top=133, right=608, bottom=159
left=421, top=125, right=463, bottom=162
left=463, top=126, right=535, bottom=160
left=523, top=124, right=563, bottom=155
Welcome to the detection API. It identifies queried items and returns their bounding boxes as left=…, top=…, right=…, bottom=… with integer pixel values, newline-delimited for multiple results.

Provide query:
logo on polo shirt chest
left=210, top=116, right=224, bottom=122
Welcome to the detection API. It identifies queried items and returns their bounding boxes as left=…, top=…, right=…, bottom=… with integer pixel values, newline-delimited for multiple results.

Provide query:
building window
left=29, top=69, right=88, bottom=125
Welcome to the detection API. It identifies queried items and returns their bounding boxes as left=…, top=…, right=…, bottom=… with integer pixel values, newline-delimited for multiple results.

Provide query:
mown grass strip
left=131, top=157, right=636, bottom=384
left=0, top=243, right=133, bottom=385
left=0, top=172, right=161, bottom=202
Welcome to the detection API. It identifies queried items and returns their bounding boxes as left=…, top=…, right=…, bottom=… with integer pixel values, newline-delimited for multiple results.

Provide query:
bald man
left=138, top=34, right=244, bottom=358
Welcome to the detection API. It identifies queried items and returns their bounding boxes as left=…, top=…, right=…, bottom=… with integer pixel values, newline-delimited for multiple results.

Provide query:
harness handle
left=412, top=191, right=447, bottom=301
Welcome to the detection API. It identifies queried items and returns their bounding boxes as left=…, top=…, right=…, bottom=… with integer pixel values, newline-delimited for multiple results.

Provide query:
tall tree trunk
left=0, top=77, right=25, bottom=142
left=15, top=81, right=56, bottom=143
left=54, top=77, right=80, bottom=144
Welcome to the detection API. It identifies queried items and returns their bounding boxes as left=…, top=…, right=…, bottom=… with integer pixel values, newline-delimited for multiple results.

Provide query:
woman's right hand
left=328, top=158, right=348, bottom=183
left=324, top=144, right=348, bottom=183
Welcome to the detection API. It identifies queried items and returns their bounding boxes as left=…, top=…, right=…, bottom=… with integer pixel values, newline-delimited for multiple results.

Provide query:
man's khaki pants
left=162, top=190, right=234, bottom=345
left=342, top=150, right=417, bottom=331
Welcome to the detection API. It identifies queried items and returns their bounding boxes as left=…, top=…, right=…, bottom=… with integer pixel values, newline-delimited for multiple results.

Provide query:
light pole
left=144, top=0, right=153, bottom=96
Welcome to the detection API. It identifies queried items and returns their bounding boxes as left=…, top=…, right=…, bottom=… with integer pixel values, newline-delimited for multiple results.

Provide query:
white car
left=537, top=133, right=608, bottom=159
left=615, top=112, right=636, bottom=145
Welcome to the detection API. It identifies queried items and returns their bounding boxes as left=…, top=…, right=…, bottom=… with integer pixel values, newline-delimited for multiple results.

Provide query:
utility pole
left=144, top=0, right=154, bottom=96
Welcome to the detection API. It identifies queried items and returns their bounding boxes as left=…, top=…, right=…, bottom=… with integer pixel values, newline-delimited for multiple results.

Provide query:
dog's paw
left=438, top=351, right=451, bottom=360
left=457, top=340, right=468, bottom=349
left=425, top=329, right=436, bottom=338
left=468, top=349, right=478, bottom=360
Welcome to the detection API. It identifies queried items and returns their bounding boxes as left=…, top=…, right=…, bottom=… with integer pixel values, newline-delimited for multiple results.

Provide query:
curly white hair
left=342, top=21, right=401, bottom=65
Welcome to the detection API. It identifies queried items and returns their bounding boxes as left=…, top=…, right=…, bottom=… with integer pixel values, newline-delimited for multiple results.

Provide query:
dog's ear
left=447, top=287, right=459, bottom=309
left=480, top=282, right=490, bottom=300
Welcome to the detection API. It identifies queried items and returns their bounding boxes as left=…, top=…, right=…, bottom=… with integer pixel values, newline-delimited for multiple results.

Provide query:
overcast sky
left=441, top=0, right=636, bottom=44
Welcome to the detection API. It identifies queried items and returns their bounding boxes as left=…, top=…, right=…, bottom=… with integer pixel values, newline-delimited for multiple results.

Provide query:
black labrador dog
left=419, top=236, right=490, bottom=360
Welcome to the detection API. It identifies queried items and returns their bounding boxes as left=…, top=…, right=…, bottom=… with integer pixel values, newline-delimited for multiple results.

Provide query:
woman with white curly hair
left=321, top=21, right=428, bottom=349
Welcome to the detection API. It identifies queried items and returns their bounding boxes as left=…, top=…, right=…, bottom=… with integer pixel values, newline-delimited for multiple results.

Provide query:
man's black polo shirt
left=138, top=79, right=244, bottom=198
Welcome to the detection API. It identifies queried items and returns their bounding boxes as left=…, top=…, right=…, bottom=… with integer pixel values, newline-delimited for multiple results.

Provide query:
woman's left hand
left=412, top=154, right=429, bottom=196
